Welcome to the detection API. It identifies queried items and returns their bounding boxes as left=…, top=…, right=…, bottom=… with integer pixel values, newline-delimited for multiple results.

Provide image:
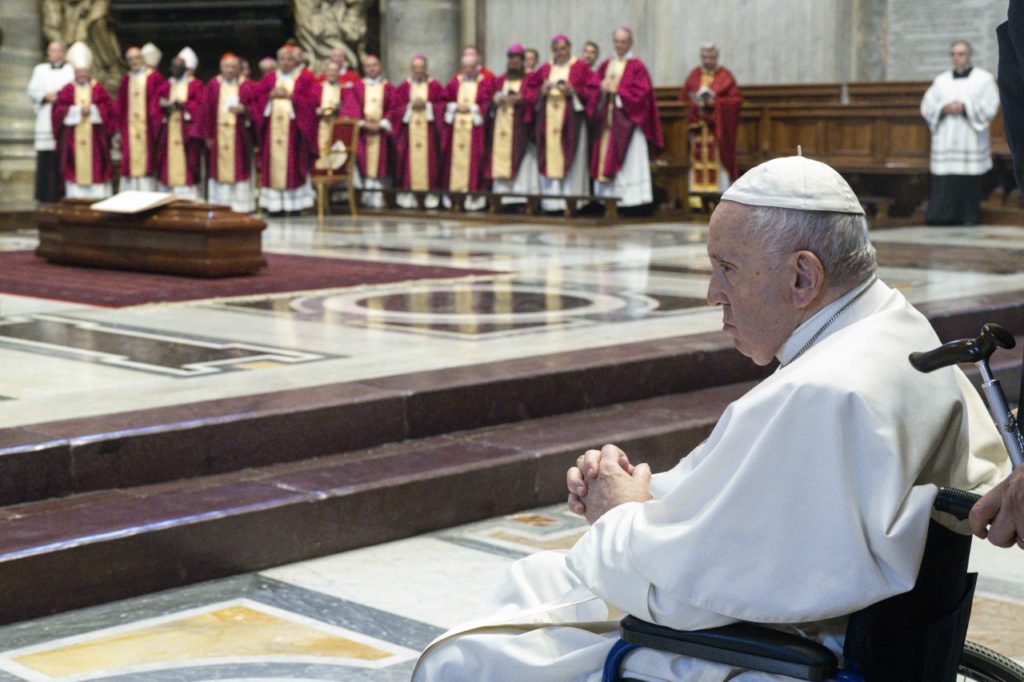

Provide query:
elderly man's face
left=410, top=58, right=427, bottom=80
left=220, top=57, right=240, bottom=80
left=613, top=32, right=631, bottom=58
left=278, top=49, right=297, bottom=73
left=701, top=48, right=718, bottom=72
left=706, top=202, right=805, bottom=366
left=126, top=48, right=143, bottom=70
left=363, top=55, right=381, bottom=79
left=47, top=41, right=65, bottom=65
left=552, top=39, right=571, bottom=65
left=324, top=61, right=341, bottom=83
left=74, top=67, right=90, bottom=84
left=331, top=47, right=347, bottom=68
left=524, top=50, right=539, bottom=71
left=581, top=43, right=598, bottom=65
left=951, top=42, right=971, bottom=71
left=259, top=58, right=277, bottom=74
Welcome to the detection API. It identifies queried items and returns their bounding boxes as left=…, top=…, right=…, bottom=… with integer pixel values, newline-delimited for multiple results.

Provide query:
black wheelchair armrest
left=619, top=615, right=839, bottom=681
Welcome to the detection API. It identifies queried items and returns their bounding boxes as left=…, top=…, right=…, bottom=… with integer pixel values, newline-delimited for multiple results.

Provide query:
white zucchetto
left=722, top=155, right=865, bottom=215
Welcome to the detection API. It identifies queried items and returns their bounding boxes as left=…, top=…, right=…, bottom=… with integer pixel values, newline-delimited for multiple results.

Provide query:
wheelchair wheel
left=958, top=640, right=1024, bottom=681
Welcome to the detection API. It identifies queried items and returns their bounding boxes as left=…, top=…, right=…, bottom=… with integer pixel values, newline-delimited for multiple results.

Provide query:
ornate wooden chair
left=312, top=116, right=360, bottom=222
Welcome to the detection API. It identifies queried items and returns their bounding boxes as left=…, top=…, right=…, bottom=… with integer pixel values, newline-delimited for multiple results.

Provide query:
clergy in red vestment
left=680, top=43, right=743, bottom=208
left=591, top=27, right=664, bottom=211
left=523, top=34, right=598, bottom=211
left=344, top=54, right=394, bottom=208
left=487, top=44, right=539, bottom=208
left=155, top=47, right=204, bottom=198
left=116, top=45, right=165, bottom=191
left=391, top=54, right=447, bottom=208
left=314, top=61, right=352, bottom=169
left=52, top=42, right=115, bottom=199
left=253, top=45, right=320, bottom=216
left=442, top=49, right=494, bottom=210
left=203, top=53, right=258, bottom=212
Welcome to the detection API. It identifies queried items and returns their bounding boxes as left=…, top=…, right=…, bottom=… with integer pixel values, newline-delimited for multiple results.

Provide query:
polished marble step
left=0, top=382, right=751, bottom=625
left=0, top=331, right=770, bottom=507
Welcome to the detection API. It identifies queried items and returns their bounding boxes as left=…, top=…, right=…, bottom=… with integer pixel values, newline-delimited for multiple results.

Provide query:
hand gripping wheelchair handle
left=908, top=323, right=1015, bottom=373
left=934, top=486, right=981, bottom=521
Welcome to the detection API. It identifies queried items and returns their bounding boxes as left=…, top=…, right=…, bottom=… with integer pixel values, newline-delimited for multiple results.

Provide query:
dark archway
left=109, top=0, right=295, bottom=81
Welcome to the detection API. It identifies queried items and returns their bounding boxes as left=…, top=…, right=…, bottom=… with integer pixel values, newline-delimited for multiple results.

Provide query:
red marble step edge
left=0, top=382, right=749, bottom=625
left=0, top=331, right=769, bottom=507
left=0, top=288, right=1020, bottom=509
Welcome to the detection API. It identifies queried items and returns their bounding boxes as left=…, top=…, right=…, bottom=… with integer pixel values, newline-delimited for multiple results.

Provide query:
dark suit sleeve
left=998, top=4, right=1024, bottom=192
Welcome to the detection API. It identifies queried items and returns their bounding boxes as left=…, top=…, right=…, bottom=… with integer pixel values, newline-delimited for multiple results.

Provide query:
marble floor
left=1, top=216, right=1024, bottom=677
left=0, top=505, right=1019, bottom=680
left=3, top=218, right=1024, bottom=430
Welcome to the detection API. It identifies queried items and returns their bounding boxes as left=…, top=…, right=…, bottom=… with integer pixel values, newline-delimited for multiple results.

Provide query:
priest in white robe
left=412, top=156, right=1010, bottom=681
left=921, top=40, right=1000, bottom=226
left=27, top=40, right=73, bottom=202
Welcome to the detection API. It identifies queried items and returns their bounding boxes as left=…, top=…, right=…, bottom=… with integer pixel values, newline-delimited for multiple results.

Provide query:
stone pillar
left=851, top=0, right=888, bottom=81
left=381, top=0, right=460, bottom=85
left=0, top=0, right=43, bottom=212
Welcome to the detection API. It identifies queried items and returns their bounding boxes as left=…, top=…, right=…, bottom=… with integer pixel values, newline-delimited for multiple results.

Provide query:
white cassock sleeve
left=920, top=78, right=949, bottom=133
left=964, top=73, right=1001, bottom=133
left=444, top=101, right=456, bottom=124
left=26, top=65, right=47, bottom=110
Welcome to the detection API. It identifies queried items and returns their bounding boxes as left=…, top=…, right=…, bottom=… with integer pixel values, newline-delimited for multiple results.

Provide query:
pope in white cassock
left=412, top=156, right=1010, bottom=681
left=921, top=40, right=1000, bottom=226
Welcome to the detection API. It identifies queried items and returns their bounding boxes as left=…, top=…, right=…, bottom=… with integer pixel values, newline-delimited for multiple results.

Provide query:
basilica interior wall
left=480, top=0, right=1006, bottom=87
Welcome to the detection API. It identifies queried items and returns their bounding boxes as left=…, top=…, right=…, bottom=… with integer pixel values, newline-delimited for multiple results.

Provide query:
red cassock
left=51, top=80, right=116, bottom=184
left=200, top=76, right=258, bottom=182
left=485, top=73, right=535, bottom=180
left=680, top=66, right=743, bottom=180
left=522, top=59, right=598, bottom=177
left=441, top=74, right=496, bottom=192
left=116, top=69, right=166, bottom=178
left=252, top=69, right=320, bottom=190
left=390, top=78, right=448, bottom=190
left=590, top=57, right=665, bottom=180
left=155, top=77, right=205, bottom=187
left=342, top=79, right=396, bottom=181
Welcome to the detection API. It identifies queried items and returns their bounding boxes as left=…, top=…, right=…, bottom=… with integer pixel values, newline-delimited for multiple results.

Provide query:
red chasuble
left=343, top=78, right=396, bottom=181
left=52, top=80, right=116, bottom=184
left=116, top=68, right=166, bottom=179
left=680, top=66, right=743, bottom=182
left=486, top=73, right=534, bottom=180
left=155, top=77, right=205, bottom=187
left=590, top=57, right=664, bottom=180
left=201, top=76, right=258, bottom=182
left=252, top=69, right=320, bottom=190
left=390, top=78, right=447, bottom=191
left=441, top=74, right=495, bottom=192
left=522, top=58, right=598, bottom=178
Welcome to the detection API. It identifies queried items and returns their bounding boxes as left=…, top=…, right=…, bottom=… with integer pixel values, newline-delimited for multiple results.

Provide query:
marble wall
left=887, top=0, right=1008, bottom=80
left=480, top=0, right=1007, bottom=86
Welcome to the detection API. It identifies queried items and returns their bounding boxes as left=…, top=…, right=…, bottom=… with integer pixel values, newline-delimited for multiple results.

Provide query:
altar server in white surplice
left=921, top=40, right=1000, bottom=226
left=412, top=156, right=1010, bottom=682
left=27, top=40, right=74, bottom=202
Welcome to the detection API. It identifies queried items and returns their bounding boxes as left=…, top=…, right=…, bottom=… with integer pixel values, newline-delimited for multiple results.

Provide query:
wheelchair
left=605, top=323, right=1024, bottom=682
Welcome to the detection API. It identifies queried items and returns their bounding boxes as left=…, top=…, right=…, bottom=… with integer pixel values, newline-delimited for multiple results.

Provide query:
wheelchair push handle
left=908, top=323, right=1015, bottom=373
left=910, top=322, right=1024, bottom=470
left=934, top=486, right=981, bottom=521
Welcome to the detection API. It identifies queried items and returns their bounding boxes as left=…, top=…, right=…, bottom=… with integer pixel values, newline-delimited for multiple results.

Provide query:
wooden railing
left=650, top=80, right=1013, bottom=216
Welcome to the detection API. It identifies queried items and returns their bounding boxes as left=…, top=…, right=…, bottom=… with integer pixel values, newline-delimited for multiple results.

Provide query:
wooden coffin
left=35, top=199, right=267, bottom=278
